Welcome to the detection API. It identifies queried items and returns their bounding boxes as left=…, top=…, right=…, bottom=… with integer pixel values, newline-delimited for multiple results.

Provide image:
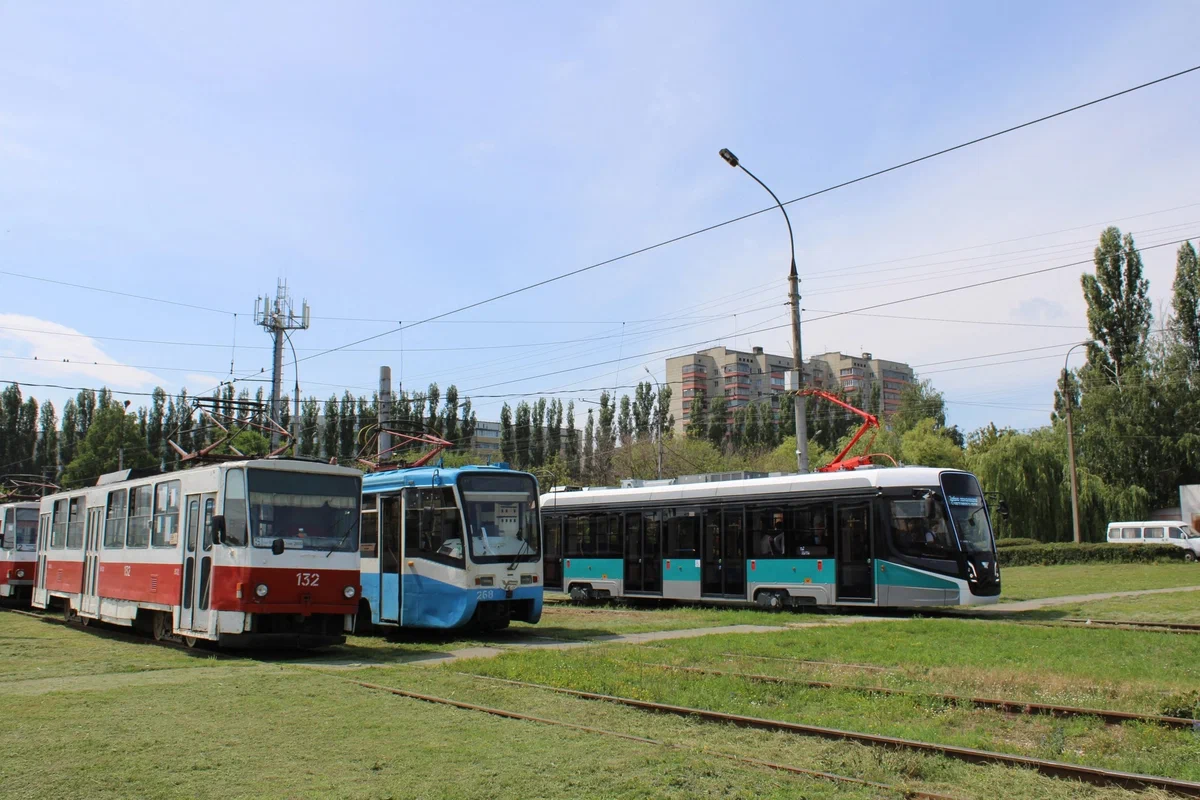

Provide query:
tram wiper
left=507, top=537, right=530, bottom=571
left=325, top=514, right=361, bottom=558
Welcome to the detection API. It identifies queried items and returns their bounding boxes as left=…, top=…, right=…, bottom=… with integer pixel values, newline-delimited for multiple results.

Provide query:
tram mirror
left=211, top=515, right=227, bottom=545
left=271, top=538, right=285, bottom=556
left=996, top=501, right=1011, bottom=520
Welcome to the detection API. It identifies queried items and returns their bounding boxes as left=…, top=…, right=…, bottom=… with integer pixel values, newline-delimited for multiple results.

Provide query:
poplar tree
left=617, top=395, right=633, bottom=445
left=596, top=392, right=615, bottom=483
left=514, top=402, right=532, bottom=468
left=546, top=399, right=563, bottom=460
left=564, top=402, right=580, bottom=479
left=59, top=399, right=80, bottom=469
left=1172, top=241, right=1200, bottom=369
left=652, top=385, right=673, bottom=441
left=1081, top=227, right=1152, bottom=384
left=34, top=401, right=58, bottom=478
left=299, top=397, right=319, bottom=456
left=426, top=384, right=441, bottom=434
left=339, top=391, right=357, bottom=461
left=583, top=409, right=595, bottom=482
left=499, top=403, right=516, bottom=465
left=707, top=395, right=728, bottom=451
left=322, top=395, right=340, bottom=460
left=632, top=382, right=654, bottom=440
left=443, top=385, right=459, bottom=446
left=687, top=389, right=707, bottom=439
left=531, top=399, right=546, bottom=467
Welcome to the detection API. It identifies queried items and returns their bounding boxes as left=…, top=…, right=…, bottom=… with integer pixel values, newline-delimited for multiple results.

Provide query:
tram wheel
left=151, top=612, right=172, bottom=642
left=62, top=603, right=76, bottom=624
left=756, top=590, right=785, bottom=611
left=183, top=636, right=200, bottom=649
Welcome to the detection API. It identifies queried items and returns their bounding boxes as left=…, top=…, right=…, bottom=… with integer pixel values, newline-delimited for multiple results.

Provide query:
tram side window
left=565, top=514, right=592, bottom=557
left=889, top=498, right=956, bottom=560
left=65, top=497, right=84, bottom=550
left=360, top=497, right=379, bottom=559
left=590, top=513, right=621, bottom=557
left=404, top=488, right=463, bottom=567
left=152, top=480, right=181, bottom=547
left=223, top=469, right=248, bottom=546
left=665, top=510, right=700, bottom=559
left=51, top=499, right=68, bottom=549
left=126, top=485, right=153, bottom=548
left=747, top=506, right=830, bottom=558
left=1, top=508, right=11, bottom=549
left=104, top=489, right=127, bottom=548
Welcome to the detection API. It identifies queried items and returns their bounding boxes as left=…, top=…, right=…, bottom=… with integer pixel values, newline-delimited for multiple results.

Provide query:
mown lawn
left=1020, top=587, right=1200, bottom=624
left=451, top=618, right=1200, bottom=781
left=999, top=563, right=1200, bottom=601
left=2, top=610, right=1191, bottom=798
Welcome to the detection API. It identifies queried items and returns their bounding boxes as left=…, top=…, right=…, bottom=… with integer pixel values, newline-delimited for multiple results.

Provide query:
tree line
left=0, top=381, right=479, bottom=489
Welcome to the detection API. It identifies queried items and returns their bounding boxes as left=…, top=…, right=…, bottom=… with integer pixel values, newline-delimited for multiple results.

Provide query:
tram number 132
left=296, top=572, right=320, bottom=587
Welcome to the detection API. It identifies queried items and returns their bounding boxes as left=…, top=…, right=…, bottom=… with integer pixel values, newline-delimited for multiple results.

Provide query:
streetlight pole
left=1063, top=341, right=1094, bottom=544
left=644, top=367, right=665, bottom=480
left=719, top=148, right=808, bottom=473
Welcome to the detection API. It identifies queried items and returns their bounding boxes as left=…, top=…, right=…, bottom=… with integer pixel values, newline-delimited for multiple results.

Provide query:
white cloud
left=0, top=314, right=163, bottom=388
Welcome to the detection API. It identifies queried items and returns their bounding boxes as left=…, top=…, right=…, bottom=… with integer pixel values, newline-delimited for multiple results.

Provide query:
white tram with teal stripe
left=541, top=467, right=999, bottom=609
left=359, top=464, right=543, bottom=631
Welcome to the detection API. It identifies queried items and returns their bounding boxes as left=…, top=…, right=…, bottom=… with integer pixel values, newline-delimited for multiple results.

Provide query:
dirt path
left=985, top=584, right=1200, bottom=613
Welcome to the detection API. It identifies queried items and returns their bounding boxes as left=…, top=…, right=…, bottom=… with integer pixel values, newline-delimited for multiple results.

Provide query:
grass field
left=4, top=563, right=1200, bottom=798
left=0, top=611, right=1185, bottom=800
left=998, top=563, right=1200, bottom=601
left=1023, top=587, right=1200, bottom=623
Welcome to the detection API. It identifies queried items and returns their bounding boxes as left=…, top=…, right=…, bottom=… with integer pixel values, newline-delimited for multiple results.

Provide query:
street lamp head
left=719, top=148, right=739, bottom=168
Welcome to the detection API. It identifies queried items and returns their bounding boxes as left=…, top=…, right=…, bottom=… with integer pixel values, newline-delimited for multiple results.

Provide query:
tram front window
left=459, top=473, right=541, bottom=564
left=940, top=473, right=996, bottom=554
left=248, top=470, right=361, bottom=552
left=14, top=508, right=38, bottom=550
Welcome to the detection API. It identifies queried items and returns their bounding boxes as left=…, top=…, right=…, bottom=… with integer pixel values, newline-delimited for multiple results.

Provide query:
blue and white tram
left=358, top=464, right=544, bottom=631
left=541, top=467, right=1000, bottom=609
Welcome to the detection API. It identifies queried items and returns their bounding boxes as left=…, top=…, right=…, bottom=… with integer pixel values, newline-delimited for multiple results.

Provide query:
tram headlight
left=15, top=569, right=24, bottom=579
left=254, top=583, right=269, bottom=598
left=343, top=585, right=356, bottom=598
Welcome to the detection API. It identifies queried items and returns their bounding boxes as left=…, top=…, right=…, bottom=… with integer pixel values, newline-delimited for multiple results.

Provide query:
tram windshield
left=940, top=472, right=996, bottom=554
left=248, top=470, right=361, bottom=552
left=458, top=473, right=541, bottom=564
left=2, top=508, right=38, bottom=550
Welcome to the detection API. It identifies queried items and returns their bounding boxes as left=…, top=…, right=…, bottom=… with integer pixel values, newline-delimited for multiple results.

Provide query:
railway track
left=1059, top=618, right=1200, bottom=632
left=348, top=678, right=958, bottom=799
left=465, top=674, right=1200, bottom=797
left=714, top=650, right=897, bottom=672
left=644, top=662, right=1199, bottom=729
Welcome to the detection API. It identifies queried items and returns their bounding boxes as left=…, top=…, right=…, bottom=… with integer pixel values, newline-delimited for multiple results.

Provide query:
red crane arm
left=798, top=389, right=882, bottom=472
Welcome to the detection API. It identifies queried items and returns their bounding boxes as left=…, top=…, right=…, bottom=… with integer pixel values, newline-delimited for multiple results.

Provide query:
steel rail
left=645, top=663, right=1198, bottom=729
left=350, top=679, right=958, bottom=800
left=1059, top=618, right=1200, bottom=632
left=715, top=651, right=896, bottom=672
left=469, top=675, right=1200, bottom=797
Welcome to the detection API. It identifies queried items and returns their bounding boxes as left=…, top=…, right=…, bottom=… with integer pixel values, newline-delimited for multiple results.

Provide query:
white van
left=1105, top=522, right=1200, bottom=561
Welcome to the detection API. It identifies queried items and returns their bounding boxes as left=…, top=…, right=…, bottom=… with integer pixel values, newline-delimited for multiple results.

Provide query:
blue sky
left=3, top=1, right=1200, bottom=435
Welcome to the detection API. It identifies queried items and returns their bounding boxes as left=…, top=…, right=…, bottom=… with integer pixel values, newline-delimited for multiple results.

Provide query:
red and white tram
left=0, top=501, right=39, bottom=602
left=33, top=458, right=363, bottom=648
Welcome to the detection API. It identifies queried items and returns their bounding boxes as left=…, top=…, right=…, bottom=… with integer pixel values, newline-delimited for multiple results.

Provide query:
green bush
left=995, top=537, right=1040, bottom=548
left=998, top=542, right=1193, bottom=567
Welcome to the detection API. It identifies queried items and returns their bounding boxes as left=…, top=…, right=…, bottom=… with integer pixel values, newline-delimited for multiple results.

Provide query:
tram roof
left=540, top=466, right=965, bottom=509
left=362, top=463, right=531, bottom=494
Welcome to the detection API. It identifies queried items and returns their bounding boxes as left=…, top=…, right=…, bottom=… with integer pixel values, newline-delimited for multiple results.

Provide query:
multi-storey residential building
left=665, top=346, right=914, bottom=435
left=808, top=352, right=915, bottom=415
left=470, top=420, right=502, bottom=454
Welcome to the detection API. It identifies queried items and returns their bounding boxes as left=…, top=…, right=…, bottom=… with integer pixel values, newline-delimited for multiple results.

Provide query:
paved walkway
left=981, top=584, right=1200, bottom=613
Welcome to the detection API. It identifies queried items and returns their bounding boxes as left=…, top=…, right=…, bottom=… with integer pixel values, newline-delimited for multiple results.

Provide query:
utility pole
left=255, top=280, right=310, bottom=450
left=719, top=148, right=808, bottom=473
left=1062, top=341, right=1093, bottom=544
left=378, top=366, right=392, bottom=459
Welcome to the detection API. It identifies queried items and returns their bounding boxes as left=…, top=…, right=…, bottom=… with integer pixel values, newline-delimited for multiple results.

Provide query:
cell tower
left=254, top=280, right=310, bottom=449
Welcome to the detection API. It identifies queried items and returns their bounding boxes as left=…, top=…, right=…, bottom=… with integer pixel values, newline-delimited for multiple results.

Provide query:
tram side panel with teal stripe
left=747, top=558, right=836, bottom=605
left=875, top=560, right=962, bottom=606
left=564, top=558, right=623, bottom=597
left=662, top=557, right=701, bottom=600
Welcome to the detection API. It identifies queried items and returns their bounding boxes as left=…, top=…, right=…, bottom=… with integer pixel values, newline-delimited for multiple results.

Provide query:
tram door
left=543, top=516, right=563, bottom=591
left=35, top=513, right=49, bottom=603
left=835, top=503, right=874, bottom=601
left=180, top=494, right=216, bottom=634
left=623, top=512, right=662, bottom=595
left=380, top=494, right=402, bottom=623
left=701, top=507, right=745, bottom=598
left=80, top=507, right=104, bottom=616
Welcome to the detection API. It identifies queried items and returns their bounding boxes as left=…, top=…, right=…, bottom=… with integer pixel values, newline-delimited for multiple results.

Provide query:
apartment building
left=666, top=346, right=914, bottom=435
left=808, top=351, right=915, bottom=415
left=470, top=420, right=502, bottom=454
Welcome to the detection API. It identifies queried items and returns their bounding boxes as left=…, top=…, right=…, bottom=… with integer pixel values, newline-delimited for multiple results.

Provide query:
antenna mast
left=255, top=280, right=310, bottom=450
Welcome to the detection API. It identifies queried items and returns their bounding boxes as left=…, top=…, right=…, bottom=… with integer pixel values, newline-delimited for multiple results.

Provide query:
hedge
left=995, top=538, right=1040, bottom=549
left=997, top=542, right=1195, bottom=567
